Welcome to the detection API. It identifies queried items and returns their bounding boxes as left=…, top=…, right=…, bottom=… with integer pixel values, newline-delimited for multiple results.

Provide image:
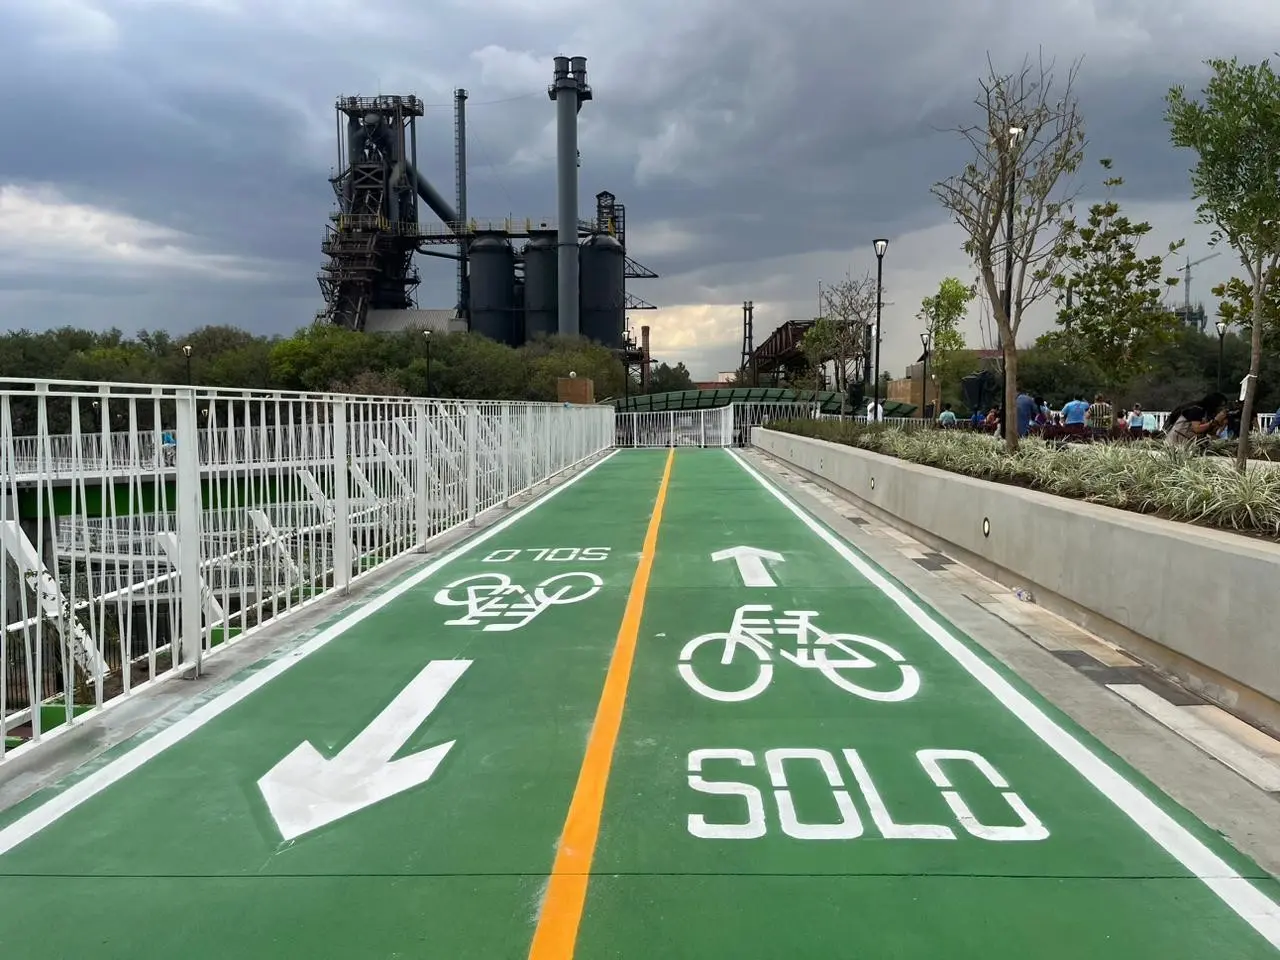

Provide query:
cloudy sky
left=2, top=0, right=1277, bottom=379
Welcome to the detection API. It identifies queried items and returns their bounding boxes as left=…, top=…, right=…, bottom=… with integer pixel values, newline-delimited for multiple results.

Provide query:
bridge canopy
left=613, top=387, right=918, bottom=417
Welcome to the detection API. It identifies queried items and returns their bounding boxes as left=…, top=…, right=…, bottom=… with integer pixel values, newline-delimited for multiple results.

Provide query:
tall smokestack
left=549, top=55, right=592, bottom=337
left=641, top=325, right=651, bottom=390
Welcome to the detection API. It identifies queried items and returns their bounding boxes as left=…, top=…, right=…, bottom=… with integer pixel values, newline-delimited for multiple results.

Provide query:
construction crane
left=1182, top=251, right=1222, bottom=329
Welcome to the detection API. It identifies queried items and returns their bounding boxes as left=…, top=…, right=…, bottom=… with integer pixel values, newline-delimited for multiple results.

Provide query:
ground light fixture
left=872, top=240, right=888, bottom=420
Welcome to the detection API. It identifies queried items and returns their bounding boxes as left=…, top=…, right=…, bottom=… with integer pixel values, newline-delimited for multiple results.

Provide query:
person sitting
left=937, top=403, right=957, bottom=428
left=1127, top=404, right=1146, bottom=439
left=1061, top=394, right=1089, bottom=438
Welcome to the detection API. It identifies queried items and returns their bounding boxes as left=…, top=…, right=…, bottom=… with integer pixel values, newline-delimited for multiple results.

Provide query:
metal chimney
left=641, top=325, right=651, bottom=390
left=549, top=55, right=592, bottom=337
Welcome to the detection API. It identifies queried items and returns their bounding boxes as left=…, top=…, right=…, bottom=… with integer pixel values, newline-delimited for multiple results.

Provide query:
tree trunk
left=1235, top=275, right=1265, bottom=471
left=1003, top=341, right=1019, bottom=453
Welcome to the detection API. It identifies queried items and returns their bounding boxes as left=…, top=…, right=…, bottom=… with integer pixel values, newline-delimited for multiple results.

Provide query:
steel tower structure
left=317, top=95, right=459, bottom=331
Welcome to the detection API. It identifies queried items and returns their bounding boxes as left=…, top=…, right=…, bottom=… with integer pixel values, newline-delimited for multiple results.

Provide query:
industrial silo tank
left=579, top=233, right=625, bottom=348
left=511, top=276, right=526, bottom=348
left=468, top=232, right=517, bottom=345
left=523, top=231, right=558, bottom=341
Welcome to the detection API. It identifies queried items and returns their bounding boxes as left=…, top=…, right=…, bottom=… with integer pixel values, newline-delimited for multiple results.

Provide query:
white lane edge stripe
left=0, top=449, right=619, bottom=859
left=727, top=448, right=1280, bottom=949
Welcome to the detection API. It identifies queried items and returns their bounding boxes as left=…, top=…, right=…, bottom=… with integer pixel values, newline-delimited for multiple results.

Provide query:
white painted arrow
left=711, top=545, right=785, bottom=588
left=258, top=659, right=471, bottom=842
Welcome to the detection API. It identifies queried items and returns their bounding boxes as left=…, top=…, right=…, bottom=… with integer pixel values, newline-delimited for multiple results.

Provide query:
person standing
left=1086, top=394, right=1113, bottom=440
left=1015, top=389, right=1038, bottom=438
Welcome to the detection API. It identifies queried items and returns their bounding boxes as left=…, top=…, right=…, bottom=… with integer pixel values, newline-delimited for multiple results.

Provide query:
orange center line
left=527, top=447, right=675, bottom=959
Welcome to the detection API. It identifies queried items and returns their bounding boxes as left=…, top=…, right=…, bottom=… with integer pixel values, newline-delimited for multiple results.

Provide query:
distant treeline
left=0, top=325, right=703, bottom=436
left=0, top=325, right=638, bottom=400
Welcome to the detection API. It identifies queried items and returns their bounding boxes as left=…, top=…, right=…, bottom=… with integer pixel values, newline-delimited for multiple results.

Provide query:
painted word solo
left=687, top=747, right=1048, bottom=842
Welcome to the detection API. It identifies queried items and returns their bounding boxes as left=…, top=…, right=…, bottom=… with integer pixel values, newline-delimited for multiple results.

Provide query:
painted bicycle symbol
left=678, top=604, right=920, bottom=703
left=433, top=571, right=603, bottom=631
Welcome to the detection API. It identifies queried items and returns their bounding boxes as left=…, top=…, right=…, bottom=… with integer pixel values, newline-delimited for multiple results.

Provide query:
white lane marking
left=0, top=450, right=618, bottom=859
left=1107, top=685, right=1280, bottom=793
left=259, top=660, right=471, bottom=841
left=710, top=545, right=785, bottom=587
left=728, top=448, right=1280, bottom=950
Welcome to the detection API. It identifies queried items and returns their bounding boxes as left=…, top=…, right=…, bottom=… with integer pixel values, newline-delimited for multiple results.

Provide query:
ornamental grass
left=765, top=420, right=1280, bottom=538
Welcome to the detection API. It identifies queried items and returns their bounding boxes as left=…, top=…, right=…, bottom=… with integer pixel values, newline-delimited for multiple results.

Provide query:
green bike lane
left=573, top=449, right=1280, bottom=959
left=0, top=450, right=669, bottom=959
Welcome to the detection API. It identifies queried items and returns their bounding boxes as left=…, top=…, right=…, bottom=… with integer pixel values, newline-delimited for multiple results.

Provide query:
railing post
left=414, top=400, right=430, bottom=545
left=543, top=409, right=552, bottom=485
left=174, top=388, right=203, bottom=676
left=332, top=398, right=351, bottom=592
left=501, top=405, right=512, bottom=505
left=465, top=403, right=478, bottom=523
left=700, top=411, right=706, bottom=448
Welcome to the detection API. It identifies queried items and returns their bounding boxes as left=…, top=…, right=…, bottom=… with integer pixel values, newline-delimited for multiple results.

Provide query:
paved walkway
left=1, top=449, right=1278, bottom=958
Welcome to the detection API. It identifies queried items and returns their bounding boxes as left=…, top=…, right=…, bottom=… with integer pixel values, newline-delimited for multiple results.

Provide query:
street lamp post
left=873, top=239, right=888, bottom=420
left=423, top=329, right=432, bottom=394
left=919, top=331, right=931, bottom=418
left=1215, top=319, right=1227, bottom=392
left=182, top=344, right=193, bottom=384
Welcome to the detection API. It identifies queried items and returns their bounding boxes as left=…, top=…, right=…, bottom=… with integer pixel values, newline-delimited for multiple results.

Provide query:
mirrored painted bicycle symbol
left=433, top=571, right=603, bottom=631
left=678, top=604, right=920, bottom=702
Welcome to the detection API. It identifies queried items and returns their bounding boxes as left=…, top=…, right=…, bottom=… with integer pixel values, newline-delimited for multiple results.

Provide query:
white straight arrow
left=258, top=659, right=471, bottom=842
left=711, top=545, right=785, bottom=588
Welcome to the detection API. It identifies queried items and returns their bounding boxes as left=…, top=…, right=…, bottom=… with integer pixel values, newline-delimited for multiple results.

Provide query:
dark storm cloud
left=0, top=0, right=1277, bottom=364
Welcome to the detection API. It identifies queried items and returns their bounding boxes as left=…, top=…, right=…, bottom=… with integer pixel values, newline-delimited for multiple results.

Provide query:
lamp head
left=874, top=238, right=888, bottom=258
left=182, top=344, right=192, bottom=357
left=1216, top=319, right=1227, bottom=337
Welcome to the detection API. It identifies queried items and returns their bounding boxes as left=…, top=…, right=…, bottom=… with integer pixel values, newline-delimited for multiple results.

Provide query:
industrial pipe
left=407, top=163, right=459, bottom=230
left=549, top=55, right=592, bottom=337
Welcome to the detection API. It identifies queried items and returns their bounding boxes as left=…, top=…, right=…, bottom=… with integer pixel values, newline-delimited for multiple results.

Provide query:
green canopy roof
left=611, top=388, right=917, bottom=417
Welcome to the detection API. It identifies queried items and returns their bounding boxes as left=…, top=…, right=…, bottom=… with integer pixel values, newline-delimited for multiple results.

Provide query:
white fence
left=1, top=380, right=612, bottom=757
left=615, top=408, right=734, bottom=448
left=614, top=403, right=823, bottom=448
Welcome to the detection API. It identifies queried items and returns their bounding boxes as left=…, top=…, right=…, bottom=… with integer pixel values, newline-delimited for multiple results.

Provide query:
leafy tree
left=1212, top=277, right=1280, bottom=347
left=1167, top=57, right=1280, bottom=467
left=269, top=326, right=388, bottom=391
left=436, top=332, right=528, bottom=399
left=648, top=361, right=695, bottom=394
left=332, top=370, right=407, bottom=396
left=932, top=53, right=1086, bottom=450
left=1050, top=158, right=1183, bottom=392
left=1016, top=334, right=1102, bottom=403
left=519, top=334, right=625, bottom=400
left=918, top=277, right=973, bottom=395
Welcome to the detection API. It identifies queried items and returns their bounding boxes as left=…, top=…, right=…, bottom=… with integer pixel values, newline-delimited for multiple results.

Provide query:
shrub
left=765, top=420, right=1280, bottom=537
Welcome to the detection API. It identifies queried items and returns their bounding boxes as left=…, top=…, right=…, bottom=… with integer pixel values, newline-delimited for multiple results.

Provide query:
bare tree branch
left=931, top=50, right=1087, bottom=450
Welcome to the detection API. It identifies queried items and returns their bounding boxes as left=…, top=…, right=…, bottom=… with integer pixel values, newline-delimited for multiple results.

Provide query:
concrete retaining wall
left=752, top=426, right=1280, bottom=725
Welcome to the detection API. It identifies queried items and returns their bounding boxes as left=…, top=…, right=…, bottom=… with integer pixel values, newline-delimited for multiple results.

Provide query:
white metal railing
left=614, top=408, right=734, bottom=448
left=613, top=402, right=825, bottom=449
left=1, top=379, right=612, bottom=757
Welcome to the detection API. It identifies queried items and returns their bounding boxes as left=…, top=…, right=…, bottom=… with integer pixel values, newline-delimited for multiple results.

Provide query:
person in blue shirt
left=1015, top=390, right=1039, bottom=437
left=1269, top=405, right=1280, bottom=434
left=1061, top=394, right=1090, bottom=437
